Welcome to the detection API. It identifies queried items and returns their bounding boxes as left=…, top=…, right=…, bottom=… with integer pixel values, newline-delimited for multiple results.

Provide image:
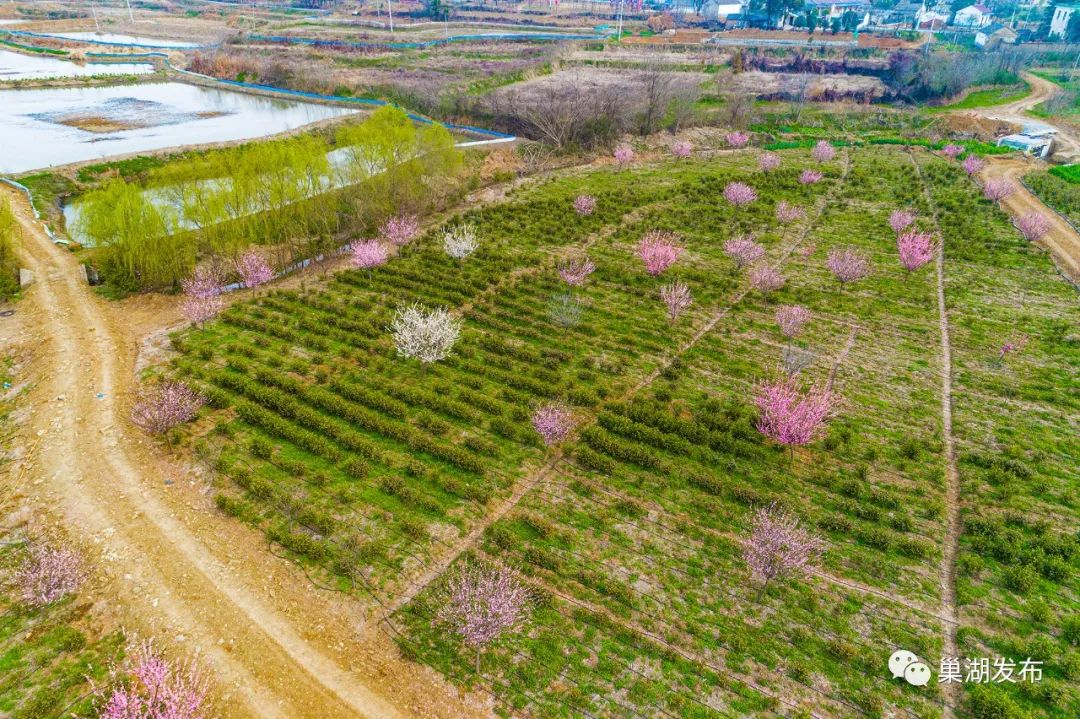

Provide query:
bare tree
left=638, top=59, right=676, bottom=135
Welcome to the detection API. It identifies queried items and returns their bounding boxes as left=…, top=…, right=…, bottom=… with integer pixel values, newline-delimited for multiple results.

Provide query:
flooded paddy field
left=32, top=31, right=204, bottom=48
left=0, top=48, right=154, bottom=82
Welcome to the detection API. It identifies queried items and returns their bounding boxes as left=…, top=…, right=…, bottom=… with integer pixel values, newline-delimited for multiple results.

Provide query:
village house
left=975, top=21, right=1018, bottom=46
left=953, top=2, right=993, bottom=27
left=1050, top=3, right=1080, bottom=37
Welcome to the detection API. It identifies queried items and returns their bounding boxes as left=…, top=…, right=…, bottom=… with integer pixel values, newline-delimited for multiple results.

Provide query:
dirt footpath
left=1, top=185, right=493, bottom=719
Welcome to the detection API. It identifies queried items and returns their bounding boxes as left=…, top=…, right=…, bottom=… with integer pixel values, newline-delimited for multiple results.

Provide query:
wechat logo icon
left=889, top=650, right=932, bottom=687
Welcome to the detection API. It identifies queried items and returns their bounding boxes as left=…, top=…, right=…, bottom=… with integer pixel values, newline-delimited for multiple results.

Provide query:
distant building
left=1050, top=4, right=1080, bottom=37
left=802, top=0, right=871, bottom=23
left=917, top=3, right=951, bottom=28
left=975, top=21, right=1018, bottom=46
left=870, top=1, right=923, bottom=27
left=701, top=0, right=746, bottom=20
left=954, top=2, right=993, bottom=26
left=998, top=122, right=1055, bottom=158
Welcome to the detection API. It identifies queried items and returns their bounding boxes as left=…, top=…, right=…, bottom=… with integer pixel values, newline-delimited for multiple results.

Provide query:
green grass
left=1048, top=164, right=1080, bottom=184
left=1025, top=168, right=1080, bottom=226
left=170, top=144, right=1078, bottom=719
left=928, top=83, right=1031, bottom=112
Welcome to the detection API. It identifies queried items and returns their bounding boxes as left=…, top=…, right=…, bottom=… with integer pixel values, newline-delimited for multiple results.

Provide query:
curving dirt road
left=1, top=185, right=492, bottom=719
left=953, top=71, right=1080, bottom=284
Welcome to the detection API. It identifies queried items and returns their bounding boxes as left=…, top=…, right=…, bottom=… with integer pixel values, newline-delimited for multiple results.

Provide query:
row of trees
left=76, top=107, right=461, bottom=291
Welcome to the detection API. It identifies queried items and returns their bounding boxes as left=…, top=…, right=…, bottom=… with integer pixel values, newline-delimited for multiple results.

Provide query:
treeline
left=75, top=107, right=461, bottom=292
left=0, top=198, right=20, bottom=299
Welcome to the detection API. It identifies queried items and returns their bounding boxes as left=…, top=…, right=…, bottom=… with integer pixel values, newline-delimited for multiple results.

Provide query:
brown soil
left=56, top=114, right=146, bottom=133
left=1, top=184, right=494, bottom=719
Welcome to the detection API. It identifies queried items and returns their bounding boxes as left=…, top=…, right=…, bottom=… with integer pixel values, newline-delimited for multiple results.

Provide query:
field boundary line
left=908, top=148, right=962, bottom=719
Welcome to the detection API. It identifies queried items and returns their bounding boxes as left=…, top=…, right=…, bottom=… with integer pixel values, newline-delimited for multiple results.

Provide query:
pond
left=0, top=49, right=155, bottom=82
left=43, top=31, right=204, bottom=48
left=0, top=81, right=359, bottom=174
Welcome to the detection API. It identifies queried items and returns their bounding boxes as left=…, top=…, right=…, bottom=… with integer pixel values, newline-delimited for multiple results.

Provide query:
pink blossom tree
left=379, top=214, right=421, bottom=249
left=896, top=231, right=937, bottom=275
left=798, top=169, right=823, bottom=185
left=671, top=140, right=692, bottom=159
left=775, top=201, right=805, bottom=224
left=749, top=265, right=785, bottom=301
left=997, top=334, right=1029, bottom=365
left=775, top=305, right=811, bottom=344
left=532, top=402, right=575, bottom=446
left=983, top=178, right=1015, bottom=201
left=234, top=248, right=273, bottom=295
left=637, top=230, right=683, bottom=276
left=811, top=141, right=836, bottom=162
left=614, top=144, right=634, bottom=167
left=723, top=181, right=757, bottom=208
left=798, top=243, right=816, bottom=259
left=99, top=640, right=210, bottom=719
left=557, top=256, right=596, bottom=289
left=437, top=563, right=534, bottom=673
left=179, top=266, right=224, bottom=326
left=754, top=376, right=835, bottom=460
left=725, top=131, right=750, bottom=148
left=351, top=239, right=389, bottom=276
left=131, top=381, right=206, bottom=435
left=16, top=544, right=86, bottom=607
left=573, top=195, right=597, bottom=216
left=758, top=152, right=781, bottom=173
left=825, top=247, right=871, bottom=290
left=724, top=235, right=765, bottom=271
left=888, top=209, right=916, bottom=235
left=1015, top=212, right=1050, bottom=241
left=660, top=280, right=692, bottom=322
left=941, top=143, right=964, bottom=159
left=963, top=155, right=985, bottom=176
left=744, top=502, right=826, bottom=599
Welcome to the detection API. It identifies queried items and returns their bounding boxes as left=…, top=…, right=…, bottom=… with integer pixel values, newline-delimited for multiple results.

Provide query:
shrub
left=1002, top=565, right=1038, bottom=593
left=1063, top=615, right=1080, bottom=646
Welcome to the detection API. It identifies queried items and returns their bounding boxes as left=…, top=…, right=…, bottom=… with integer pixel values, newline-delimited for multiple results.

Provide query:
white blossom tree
left=389, top=303, right=462, bottom=365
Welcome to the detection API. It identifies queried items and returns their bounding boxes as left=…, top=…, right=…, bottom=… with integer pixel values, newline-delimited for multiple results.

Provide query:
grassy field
left=928, top=83, right=1031, bottom=112
left=170, top=144, right=1078, bottom=719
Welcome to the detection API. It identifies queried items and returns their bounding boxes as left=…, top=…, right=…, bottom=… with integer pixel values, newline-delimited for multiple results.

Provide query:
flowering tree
left=16, top=544, right=86, bottom=607
left=896, top=231, right=936, bottom=275
left=444, top=223, right=480, bottom=260
left=725, top=131, right=750, bottom=148
left=749, top=265, right=785, bottom=301
left=614, top=144, right=634, bottom=167
left=941, top=143, right=964, bottom=159
left=963, top=155, right=985, bottom=176
left=798, top=169, right=823, bottom=185
left=775, top=305, right=811, bottom=343
left=350, top=240, right=389, bottom=276
left=557, top=256, right=596, bottom=288
left=811, top=141, right=836, bottom=162
left=754, top=376, right=835, bottom=460
left=437, top=563, right=534, bottom=673
left=724, top=235, right=765, bottom=271
left=825, top=247, right=871, bottom=289
left=744, top=502, right=826, bottom=599
left=758, top=152, right=781, bottom=173
left=389, top=303, right=462, bottom=365
left=1015, top=212, right=1050, bottom=241
left=573, top=195, right=597, bottom=216
left=983, top=178, right=1015, bottom=201
left=775, top=201, right=805, bottom=224
left=179, top=266, right=224, bottom=326
left=637, top=230, right=683, bottom=276
left=234, top=249, right=273, bottom=295
left=131, top=381, right=205, bottom=435
left=671, top=140, right=692, bottom=159
left=997, top=334, right=1028, bottom=365
left=660, top=280, right=692, bottom=322
left=888, top=209, right=916, bottom=235
left=379, top=214, right=420, bottom=248
left=798, top=243, right=816, bottom=259
left=723, top=181, right=757, bottom=207
left=99, top=640, right=209, bottom=719
left=532, top=402, right=575, bottom=446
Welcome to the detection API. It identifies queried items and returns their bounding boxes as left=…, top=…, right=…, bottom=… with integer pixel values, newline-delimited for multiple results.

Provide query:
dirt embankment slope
left=1, top=185, right=493, bottom=719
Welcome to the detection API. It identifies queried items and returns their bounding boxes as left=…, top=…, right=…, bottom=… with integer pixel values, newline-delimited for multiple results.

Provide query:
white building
left=953, top=2, right=993, bottom=26
left=1050, top=4, right=1080, bottom=37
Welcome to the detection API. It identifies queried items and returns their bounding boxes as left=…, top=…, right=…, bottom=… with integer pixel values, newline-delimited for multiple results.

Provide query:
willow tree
left=76, top=180, right=184, bottom=290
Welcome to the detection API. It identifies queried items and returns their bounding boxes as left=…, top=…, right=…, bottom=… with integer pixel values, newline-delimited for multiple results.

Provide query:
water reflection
left=0, top=49, right=154, bottom=81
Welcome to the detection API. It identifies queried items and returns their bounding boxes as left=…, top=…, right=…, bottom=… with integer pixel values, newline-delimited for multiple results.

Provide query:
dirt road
left=1, top=185, right=491, bottom=719
left=952, top=71, right=1080, bottom=284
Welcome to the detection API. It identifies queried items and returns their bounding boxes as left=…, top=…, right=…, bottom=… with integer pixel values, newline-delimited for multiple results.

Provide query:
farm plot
left=170, top=144, right=1078, bottom=719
